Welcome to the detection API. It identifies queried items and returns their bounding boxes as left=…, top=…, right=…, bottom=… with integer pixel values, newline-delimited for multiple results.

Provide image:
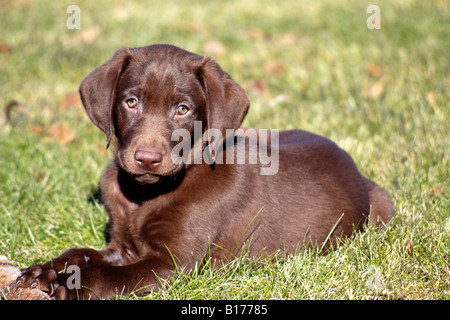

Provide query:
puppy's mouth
left=115, top=149, right=184, bottom=184
left=132, top=170, right=180, bottom=184
left=132, top=172, right=163, bottom=184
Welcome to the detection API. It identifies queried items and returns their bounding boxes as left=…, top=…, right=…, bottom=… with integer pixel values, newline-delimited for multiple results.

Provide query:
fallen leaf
left=72, top=25, right=101, bottom=44
left=203, top=40, right=227, bottom=56
left=368, top=63, right=383, bottom=77
left=35, top=123, right=77, bottom=146
left=264, top=61, right=286, bottom=75
left=251, top=79, right=268, bottom=95
left=0, top=42, right=13, bottom=54
left=425, top=91, right=437, bottom=106
left=97, top=144, right=111, bottom=155
left=2, top=1, right=31, bottom=9
left=31, top=124, right=46, bottom=134
left=62, top=92, right=82, bottom=110
left=364, top=81, right=384, bottom=99
left=279, top=33, right=296, bottom=45
left=247, top=27, right=264, bottom=40
left=48, top=123, right=77, bottom=146
left=405, top=239, right=414, bottom=255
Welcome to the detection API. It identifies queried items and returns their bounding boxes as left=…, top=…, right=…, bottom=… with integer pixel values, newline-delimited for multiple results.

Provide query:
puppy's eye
left=176, top=105, right=189, bottom=116
left=126, top=98, right=138, bottom=108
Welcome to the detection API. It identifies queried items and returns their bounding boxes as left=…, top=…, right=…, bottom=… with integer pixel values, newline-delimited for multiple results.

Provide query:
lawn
left=0, top=0, right=448, bottom=300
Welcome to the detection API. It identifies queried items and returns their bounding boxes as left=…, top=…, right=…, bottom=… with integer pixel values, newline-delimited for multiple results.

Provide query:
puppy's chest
left=112, top=194, right=185, bottom=255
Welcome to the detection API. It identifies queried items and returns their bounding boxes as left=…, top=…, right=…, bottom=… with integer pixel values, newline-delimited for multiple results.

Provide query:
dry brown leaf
left=34, top=123, right=77, bottom=146
left=264, top=61, right=286, bottom=75
left=48, top=123, right=77, bottom=146
left=247, top=27, right=264, bottom=40
left=62, top=92, right=82, bottom=110
left=31, top=124, right=46, bottom=134
left=97, top=144, right=111, bottom=155
left=405, top=239, right=414, bottom=255
left=368, top=63, right=383, bottom=77
left=0, top=42, right=13, bottom=54
left=251, top=79, right=269, bottom=95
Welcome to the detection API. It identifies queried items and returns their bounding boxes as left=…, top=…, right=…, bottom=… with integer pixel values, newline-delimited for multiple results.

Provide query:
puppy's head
left=79, top=44, right=249, bottom=184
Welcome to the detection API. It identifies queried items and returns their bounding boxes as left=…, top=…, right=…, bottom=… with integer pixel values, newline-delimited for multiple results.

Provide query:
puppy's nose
left=134, top=149, right=163, bottom=171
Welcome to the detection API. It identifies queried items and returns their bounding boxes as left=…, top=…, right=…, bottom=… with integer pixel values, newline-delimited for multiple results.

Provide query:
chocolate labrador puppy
left=17, top=44, right=394, bottom=299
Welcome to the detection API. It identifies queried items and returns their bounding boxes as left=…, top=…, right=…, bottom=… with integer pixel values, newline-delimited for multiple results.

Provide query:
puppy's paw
left=0, top=259, right=51, bottom=300
left=16, top=264, right=69, bottom=299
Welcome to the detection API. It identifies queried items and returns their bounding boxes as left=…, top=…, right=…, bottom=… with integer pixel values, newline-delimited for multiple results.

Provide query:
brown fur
left=17, top=44, right=394, bottom=299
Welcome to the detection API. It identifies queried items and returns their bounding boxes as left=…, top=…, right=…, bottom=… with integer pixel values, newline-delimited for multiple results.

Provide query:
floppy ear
left=79, top=46, right=131, bottom=148
left=198, top=57, right=250, bottom=139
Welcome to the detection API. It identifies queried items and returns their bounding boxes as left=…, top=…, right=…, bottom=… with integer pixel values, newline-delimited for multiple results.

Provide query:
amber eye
left=126, top=98, right=138, bottom=108
left=176, top=105, right=189, bottom=115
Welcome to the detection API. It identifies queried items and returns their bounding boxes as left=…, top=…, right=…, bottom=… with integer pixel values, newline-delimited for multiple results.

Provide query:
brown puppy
left=17, top=44, right=394, bottom=299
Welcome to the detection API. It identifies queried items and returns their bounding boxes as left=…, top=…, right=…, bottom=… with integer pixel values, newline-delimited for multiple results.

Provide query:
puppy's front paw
left=16, top=264, right=69, bottom=299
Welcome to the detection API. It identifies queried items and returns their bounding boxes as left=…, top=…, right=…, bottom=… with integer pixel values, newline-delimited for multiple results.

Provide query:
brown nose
left=134, top=149, right=163, bottom=171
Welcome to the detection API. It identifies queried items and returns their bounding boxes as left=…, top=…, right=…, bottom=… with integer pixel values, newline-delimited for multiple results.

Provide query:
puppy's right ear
left=79, top=47, right=131, bottom=148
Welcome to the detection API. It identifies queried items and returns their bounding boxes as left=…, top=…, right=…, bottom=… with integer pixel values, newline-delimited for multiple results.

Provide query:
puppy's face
left=113, top=50, right=207, bottom=183
left=80, top=44, right=250, bottom=184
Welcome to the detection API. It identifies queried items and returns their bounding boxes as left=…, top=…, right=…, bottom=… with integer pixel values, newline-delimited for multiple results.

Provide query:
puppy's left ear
left=79, top=46, right=131, bottom=148
left=197, top=57, right=250, bottom=139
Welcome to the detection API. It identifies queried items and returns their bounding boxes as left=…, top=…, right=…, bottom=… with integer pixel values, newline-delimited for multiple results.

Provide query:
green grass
left=0, top=0, right=448, bottom=299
